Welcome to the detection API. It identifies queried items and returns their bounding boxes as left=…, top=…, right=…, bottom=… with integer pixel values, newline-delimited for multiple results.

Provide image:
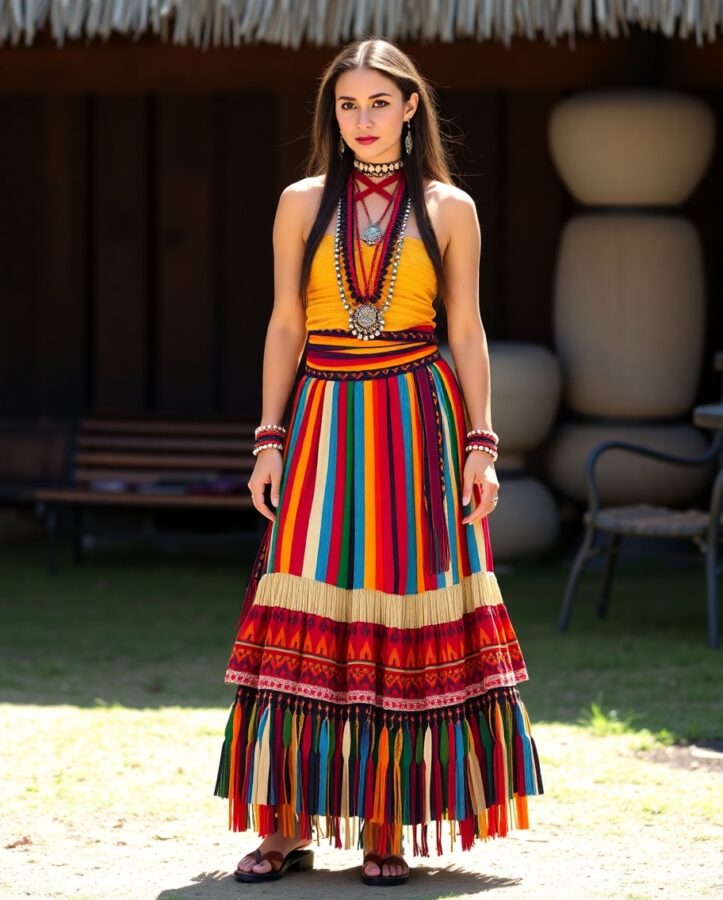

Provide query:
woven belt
left=304, top=326, right=440, bottom=380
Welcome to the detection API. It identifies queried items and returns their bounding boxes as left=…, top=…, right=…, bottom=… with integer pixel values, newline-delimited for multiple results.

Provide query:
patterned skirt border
left=214, top=683, right=544, bottom=858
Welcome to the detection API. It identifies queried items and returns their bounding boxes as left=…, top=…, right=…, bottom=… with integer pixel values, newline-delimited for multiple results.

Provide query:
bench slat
left=76, top=435, right=252, bottom=452
left=75, top=452, right=250, bottom=470
left=35, top=488, right=254, bottom=508
left=81, top=418, right=255, bottom=436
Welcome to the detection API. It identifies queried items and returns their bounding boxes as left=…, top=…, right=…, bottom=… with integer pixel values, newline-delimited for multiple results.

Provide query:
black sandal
left=361, top=852, right=409, bottom=887
left=234, top=846, right=314, bottom=883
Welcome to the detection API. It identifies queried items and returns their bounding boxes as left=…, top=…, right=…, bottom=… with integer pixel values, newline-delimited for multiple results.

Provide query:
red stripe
left=387, top=375, right=408, bottom=594
left=371, top=381, right=390, bottom=591
left=327, top=382, right=348, bottom=584
left=376, top=380, right=393, bottom=593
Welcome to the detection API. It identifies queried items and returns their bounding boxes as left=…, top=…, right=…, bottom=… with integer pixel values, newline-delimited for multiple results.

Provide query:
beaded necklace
left=334, top=168, right=412, bottom=340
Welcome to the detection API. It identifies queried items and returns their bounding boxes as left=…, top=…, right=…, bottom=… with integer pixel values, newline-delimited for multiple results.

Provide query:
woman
left=215, top=38, right=543, bottom=887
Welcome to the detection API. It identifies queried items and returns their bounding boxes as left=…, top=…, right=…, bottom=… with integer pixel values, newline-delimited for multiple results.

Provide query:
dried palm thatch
left=0, top=0, right=720, bottom=49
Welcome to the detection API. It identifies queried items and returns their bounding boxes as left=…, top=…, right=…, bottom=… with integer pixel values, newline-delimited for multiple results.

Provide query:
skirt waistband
left=304, top=326, right=440, bottom=380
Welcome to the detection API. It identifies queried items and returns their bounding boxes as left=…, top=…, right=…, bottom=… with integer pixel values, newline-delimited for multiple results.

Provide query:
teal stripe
left=398, top=374, right=418, bottom=593
left=267, top=375, right=313, bottom=570
left=315, top=381, right=338, bottom=581
left=431, top=364, right=461, bottom=585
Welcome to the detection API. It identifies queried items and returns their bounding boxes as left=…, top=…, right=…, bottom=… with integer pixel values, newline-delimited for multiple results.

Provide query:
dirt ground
left=2, top=711, right=722, bottom=900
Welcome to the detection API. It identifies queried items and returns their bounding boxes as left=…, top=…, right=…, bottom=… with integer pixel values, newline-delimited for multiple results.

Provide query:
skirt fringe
left=214, top=684, right=543, bottom=857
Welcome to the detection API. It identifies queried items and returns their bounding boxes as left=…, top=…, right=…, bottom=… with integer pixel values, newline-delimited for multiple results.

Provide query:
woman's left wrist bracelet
left=253, top=423, right=286, bottom=457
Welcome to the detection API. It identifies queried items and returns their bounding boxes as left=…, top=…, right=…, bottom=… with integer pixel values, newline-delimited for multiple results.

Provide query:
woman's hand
left=460, top=452, right=499, bottom=524
left=247, top=449, right=283, bottom=522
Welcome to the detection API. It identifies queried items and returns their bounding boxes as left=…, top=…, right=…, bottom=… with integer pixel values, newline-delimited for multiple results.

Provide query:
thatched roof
left=0, top=0, right=720, bottom=49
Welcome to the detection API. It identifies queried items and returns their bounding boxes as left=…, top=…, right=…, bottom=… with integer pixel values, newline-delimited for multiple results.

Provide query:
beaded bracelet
left=465, top=444, right=498, bottom=462
left=466, top=436, right=497, bottom=448
left=253, top=423, right=286, bottom=457
left=467, top=428, right=499, bottom=443
left=255, top=423, right=287, bottom=437
left=252, top=441, right=284, bottom=457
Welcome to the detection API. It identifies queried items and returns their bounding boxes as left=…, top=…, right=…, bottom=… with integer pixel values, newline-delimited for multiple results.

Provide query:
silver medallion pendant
left=361, top=222, right=384, bottom=245
left=349, top=302, right=384, bottom=339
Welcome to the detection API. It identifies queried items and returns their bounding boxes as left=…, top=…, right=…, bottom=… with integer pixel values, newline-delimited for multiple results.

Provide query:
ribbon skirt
left=215, top=326, right=544, bottom=857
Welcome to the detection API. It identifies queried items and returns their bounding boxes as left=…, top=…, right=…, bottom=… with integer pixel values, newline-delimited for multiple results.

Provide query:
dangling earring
left=339, top=131, right=345, bottom=156
left=404, top=119, right=413, bottom=156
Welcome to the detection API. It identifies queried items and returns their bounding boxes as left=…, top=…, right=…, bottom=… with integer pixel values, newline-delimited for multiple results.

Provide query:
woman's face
left=334, top=67, right=418, bottom=164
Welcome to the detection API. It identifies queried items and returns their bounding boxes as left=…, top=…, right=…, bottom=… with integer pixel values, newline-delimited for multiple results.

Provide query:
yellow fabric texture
left=305, top=233, right=438, bottom=332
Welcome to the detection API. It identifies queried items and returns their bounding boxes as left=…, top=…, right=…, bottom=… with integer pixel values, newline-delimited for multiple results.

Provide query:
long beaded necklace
left=335, top=167, right=411, bottom=340
left=353, top=172, right=403, bottom=297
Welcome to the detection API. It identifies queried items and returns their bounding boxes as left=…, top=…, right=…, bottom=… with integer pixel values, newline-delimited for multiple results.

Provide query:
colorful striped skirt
left=214, top=325, right=544, bottom=857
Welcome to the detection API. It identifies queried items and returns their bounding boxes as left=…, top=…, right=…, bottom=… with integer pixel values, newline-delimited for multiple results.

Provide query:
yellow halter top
left=305, top=233, right=439, bottom=332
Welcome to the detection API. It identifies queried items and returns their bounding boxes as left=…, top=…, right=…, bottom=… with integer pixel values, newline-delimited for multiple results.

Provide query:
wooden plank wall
left=0, top=92, right=277, bottom=421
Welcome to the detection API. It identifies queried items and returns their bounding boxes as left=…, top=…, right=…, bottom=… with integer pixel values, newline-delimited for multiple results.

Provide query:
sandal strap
left=363, top=851, right=384, bottom=866
left=257, top=850, right=284, bottom=867
left=382, top=855, right=408, bottom=871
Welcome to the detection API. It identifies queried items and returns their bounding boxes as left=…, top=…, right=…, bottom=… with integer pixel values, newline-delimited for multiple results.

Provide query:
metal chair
left=558, top=423, right=723, bottom=649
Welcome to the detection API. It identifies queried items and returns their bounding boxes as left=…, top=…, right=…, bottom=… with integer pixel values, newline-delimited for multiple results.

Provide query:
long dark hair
left=300, top=39, right=456, bottom=317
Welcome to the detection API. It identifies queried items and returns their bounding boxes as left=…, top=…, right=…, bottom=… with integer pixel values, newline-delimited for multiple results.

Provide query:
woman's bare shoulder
left=277, top=176, right=325, bottom=241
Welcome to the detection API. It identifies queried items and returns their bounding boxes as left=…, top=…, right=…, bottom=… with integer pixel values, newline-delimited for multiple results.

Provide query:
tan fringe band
left=253, top=569, right=503, bottom=628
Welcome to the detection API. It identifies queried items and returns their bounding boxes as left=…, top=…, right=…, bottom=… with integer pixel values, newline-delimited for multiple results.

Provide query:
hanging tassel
left=280, top=706, right=294, bottom=837
left=455, top=719, right=466, bottom=822
left=318, top=715, right=330, bottom=815
left=241, top=701, right=258, bottom=807
left=465, top=720, right=486, bottom=815
left=423, top=724, right=432, bottom=824
left=225, top=699, right=242, bottom=827
left=340, top=717, right=352, bottom=848
left=357, top=715, right=371, bottom=818
left=439, top=718, right=449, bottom=816
left=251, top=706, right=271, bottom=806
left=393, top=725, right=403, bottom=827
left=372, top=723, right=390, bottom=823
left=492, top=700, right=509, bottom=836
left=431, top=721, right=443, bottom=824
left=401, top=722, right=412, bottom=825
left=477, top=707, right=494, bottom=804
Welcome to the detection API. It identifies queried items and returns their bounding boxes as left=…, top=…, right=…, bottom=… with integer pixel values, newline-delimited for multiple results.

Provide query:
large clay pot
left=548, top=89, right=716, bottom=206
left=553, top=214, right=706, bottom=417
left=439, top=341, right=562, bottom=469
left=487, top=477, right=561, bottom=562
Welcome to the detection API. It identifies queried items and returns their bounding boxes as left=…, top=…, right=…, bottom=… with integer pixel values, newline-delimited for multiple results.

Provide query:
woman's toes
left=364, top=860, right=381, bottom=877
left=251, top=859, right=272, bottom=874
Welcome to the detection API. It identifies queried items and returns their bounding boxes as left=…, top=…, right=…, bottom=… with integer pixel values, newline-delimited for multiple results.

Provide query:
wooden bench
left=33, top=417, right=262, bottom=573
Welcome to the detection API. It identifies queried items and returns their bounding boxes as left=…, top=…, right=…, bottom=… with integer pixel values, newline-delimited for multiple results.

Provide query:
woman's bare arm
left=259, top=183, right=311, bottom=423
left=437, top=187, right=499, bottom=523
left=248, top=181, right=312, bottom=521
left=440, top=189, right=492, bottom=432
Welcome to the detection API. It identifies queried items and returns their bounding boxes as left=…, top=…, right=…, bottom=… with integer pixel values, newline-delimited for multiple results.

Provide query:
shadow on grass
left=156, top=864, right=520, bottom=899
left=1, top=536, right=720, bottom=741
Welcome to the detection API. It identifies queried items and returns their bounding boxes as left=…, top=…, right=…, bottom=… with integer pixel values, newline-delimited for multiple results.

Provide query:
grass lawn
left=1, top=537, right=721, bottom=899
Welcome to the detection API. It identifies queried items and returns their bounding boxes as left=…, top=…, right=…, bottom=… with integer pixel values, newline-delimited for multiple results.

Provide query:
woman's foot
left=362, top=851, right=409, bottom=882
left=237, top=834, right=311, bottom=876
